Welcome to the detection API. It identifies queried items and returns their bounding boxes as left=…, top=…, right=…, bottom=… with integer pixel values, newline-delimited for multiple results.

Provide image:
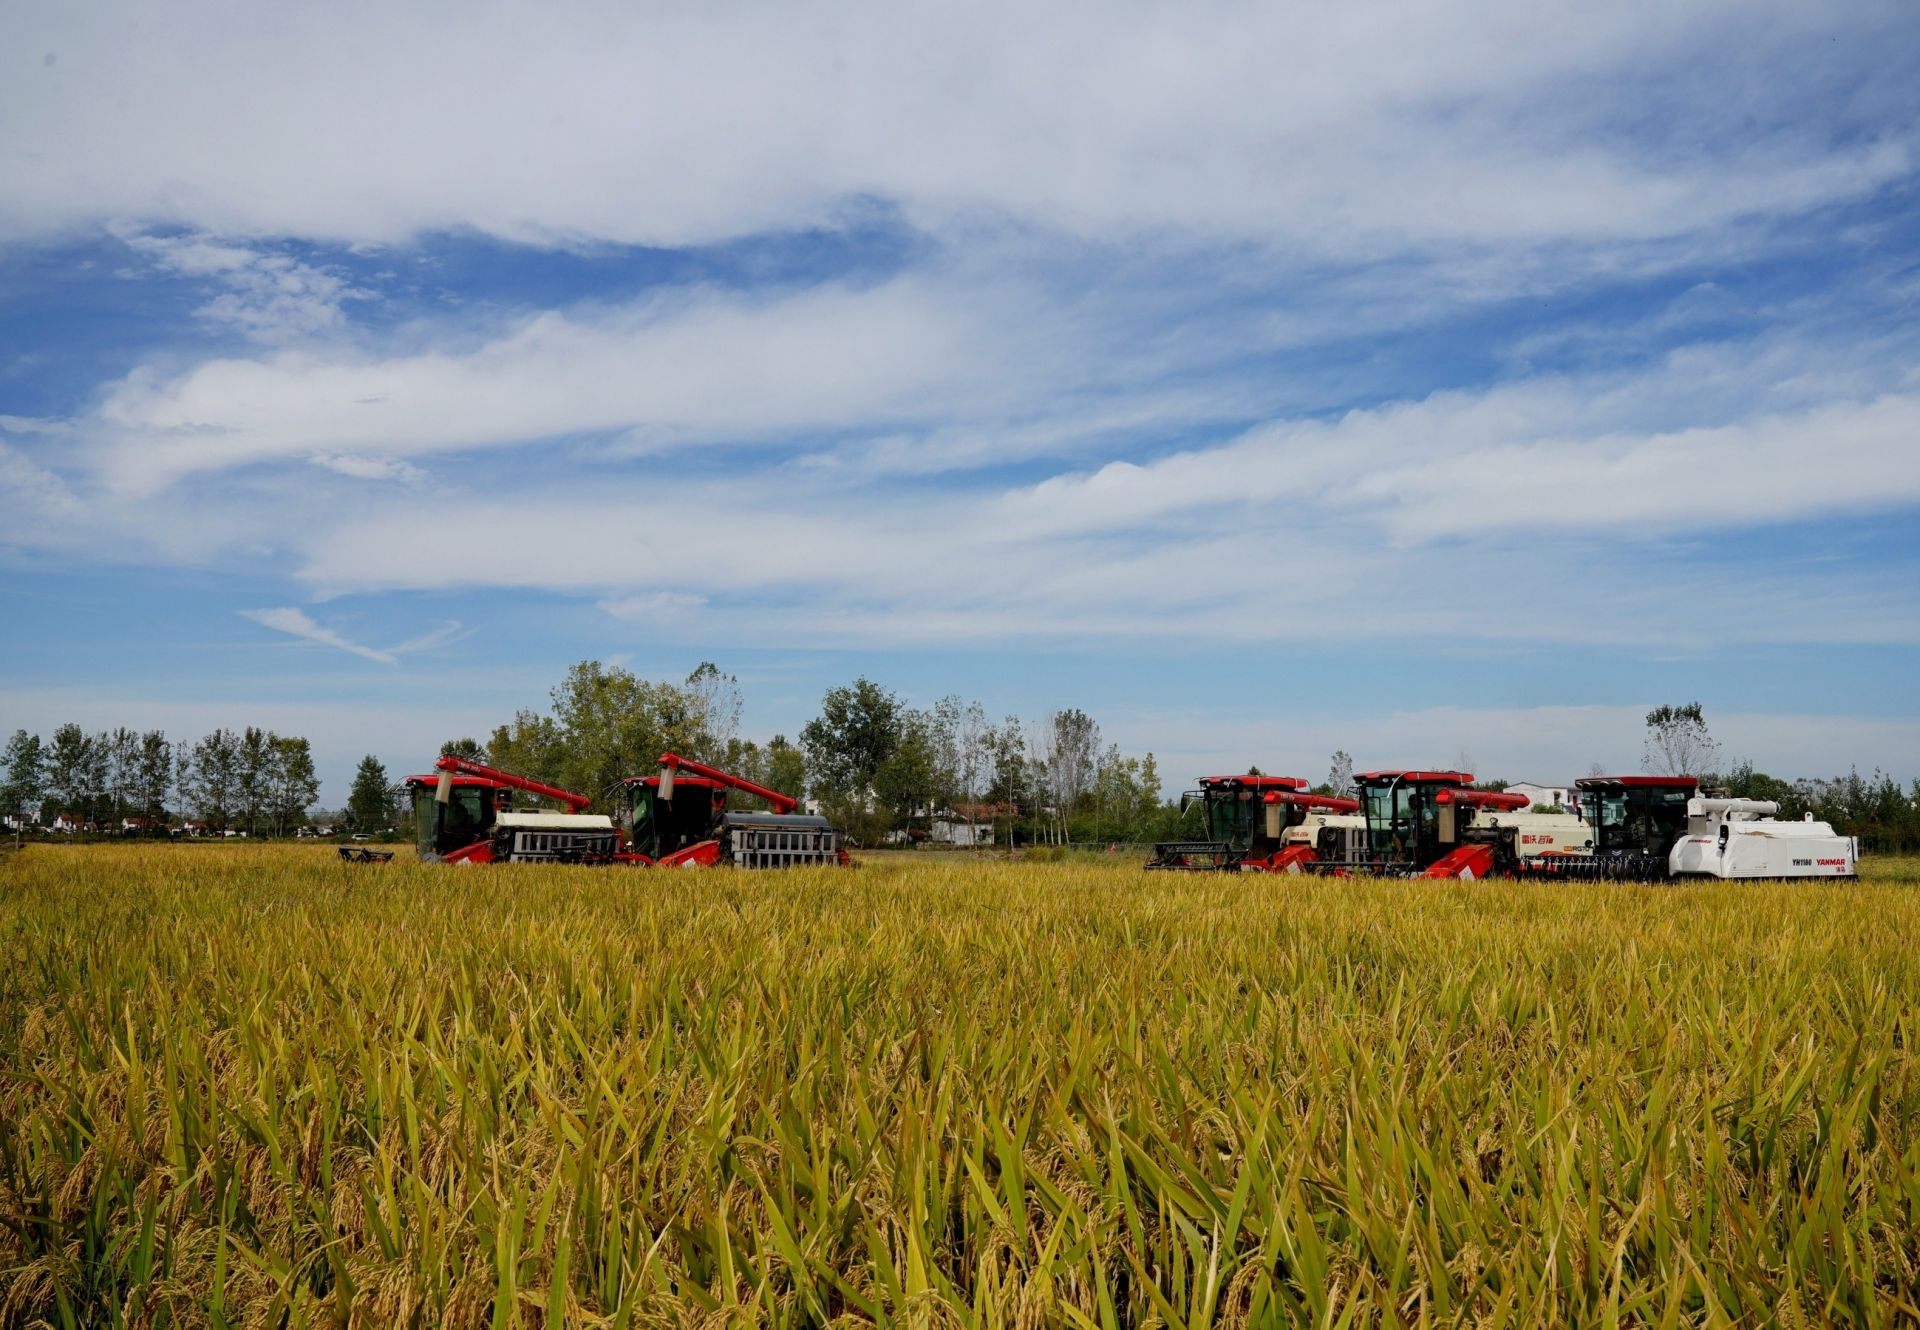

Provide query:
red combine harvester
left=1305, top=770, right=1591, bottom=879
left=1146, top=773, right=1362, bottom=871
left=404, top=755, right=622, bottom=863
left=624, top=752, right=847, bottom=868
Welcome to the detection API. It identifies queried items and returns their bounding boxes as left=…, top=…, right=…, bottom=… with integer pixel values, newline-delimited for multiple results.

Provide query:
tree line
left=1, top=724, right=320, bottom=835
left=8, top=689, right=1915, bottom=851
left=410, top=662, right=1183, bottom=847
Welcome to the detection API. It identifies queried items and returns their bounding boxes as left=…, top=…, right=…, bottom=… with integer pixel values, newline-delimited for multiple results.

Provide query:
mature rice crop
left=3, top=845, right=1919, bottom=1328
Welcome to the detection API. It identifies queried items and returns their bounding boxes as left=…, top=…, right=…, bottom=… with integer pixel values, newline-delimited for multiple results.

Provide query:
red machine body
left=403, top=756, right=619, bottom=864
left=625, top=753, right=847, bottom=868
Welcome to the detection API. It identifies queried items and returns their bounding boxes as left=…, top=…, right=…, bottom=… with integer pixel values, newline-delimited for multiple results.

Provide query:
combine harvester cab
left=1669, top=798, right=1857, bottom=879
left=1547, top=775, right=1698, bottom=880
left=623, top=752, right=847, bottom=868
left=1145, top=775, right=1359, bottom=870
left=403, top=756, right=621, bottom=863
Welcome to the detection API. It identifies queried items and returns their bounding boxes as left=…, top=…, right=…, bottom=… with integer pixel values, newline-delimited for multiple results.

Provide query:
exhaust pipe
left=436, top=771, right=453, bottom=804
left=657, top=760, right=676, bottom=801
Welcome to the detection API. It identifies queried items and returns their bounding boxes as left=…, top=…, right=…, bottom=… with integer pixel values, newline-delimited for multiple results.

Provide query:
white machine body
left=1278, top=812, right=1368, bottom=867
left=1667, top=798, right=1857, bottom=879
left=1469, top=809, right=1594, bottom=860
left=491, top=810, right=620, bottom=862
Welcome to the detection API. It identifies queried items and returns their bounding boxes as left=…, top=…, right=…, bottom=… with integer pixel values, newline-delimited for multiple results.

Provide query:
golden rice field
left=4, top=845, right=1920, bottom=1328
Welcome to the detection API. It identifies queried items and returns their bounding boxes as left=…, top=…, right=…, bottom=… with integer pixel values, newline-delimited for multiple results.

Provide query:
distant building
left=1507, top=781, right=1578, bottom=812
left=931, top=802, right=1018, bottom=846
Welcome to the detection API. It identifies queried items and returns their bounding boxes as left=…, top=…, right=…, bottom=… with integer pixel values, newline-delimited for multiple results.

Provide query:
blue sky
left=3, top=0, right=1919, bottom=804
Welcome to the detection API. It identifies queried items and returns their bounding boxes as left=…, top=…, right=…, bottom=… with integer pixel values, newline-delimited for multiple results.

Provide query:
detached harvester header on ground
left=395, top=752, right=847, bottom=867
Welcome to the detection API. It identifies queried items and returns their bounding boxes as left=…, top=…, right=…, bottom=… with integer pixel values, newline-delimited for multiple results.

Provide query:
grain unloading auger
left=1145, top=774, right=1363, bottom=871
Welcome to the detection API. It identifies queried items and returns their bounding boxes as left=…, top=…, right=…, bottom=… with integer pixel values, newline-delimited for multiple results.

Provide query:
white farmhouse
left=1506, top=781, right=1578, bottom=812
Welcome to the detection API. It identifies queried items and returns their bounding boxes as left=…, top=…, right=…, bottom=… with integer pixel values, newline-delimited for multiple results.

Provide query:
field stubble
left=3, top=845, right=1920, bottom=1327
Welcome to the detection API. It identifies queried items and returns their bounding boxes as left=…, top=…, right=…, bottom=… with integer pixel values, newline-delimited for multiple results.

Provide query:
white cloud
left=86, top=275, right=1025, bottom=491
left=309, top=454, right=426, bottom=485
left=0, top=440, right=82, bottom=535
left=7, top=296, right=1914, bottom=655
left=1, top=1, right=1909, bottom=255
left=239, top=608, right=400, bottom=664
left=114, top=228, right=372, bottom=343
left=387, top=621, right=471, bottom=655
left=238, top=608, right=466, bottom=665
left=600, top=592, right=707, bottom=620
left=994, top=377, right=1920, bottom=544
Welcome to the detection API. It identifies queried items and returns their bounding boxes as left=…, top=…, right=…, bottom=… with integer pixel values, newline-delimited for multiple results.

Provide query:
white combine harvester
left=1668, top=797, right=1857, bottom=879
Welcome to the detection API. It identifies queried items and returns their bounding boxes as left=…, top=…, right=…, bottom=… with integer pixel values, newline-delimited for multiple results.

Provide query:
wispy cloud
left=309, top=454, right=426, bottom=486
left=114, top=228, right=373, bottom=344
left=238, top=608, right=465, bottom=665
left=86, top=276, right=1020, bottom=492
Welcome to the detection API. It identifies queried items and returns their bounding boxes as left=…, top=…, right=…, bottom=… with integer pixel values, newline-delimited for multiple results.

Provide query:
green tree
left=177, top=729, right=241, bottom=829
left=1327, top=750, right=1355, bottom=796
left=486, top=711, right=567, bottom=789
left=982, top=716, right=1028, bottom=847
left=346, top=755, right=395, bottom=832
left=45, top=724, right=98, bottom=823
left=683, top=662, right=744, bottom=763
left=1, top=730, right=46, bottom=823
left=1644, top=702, right=1719, bottom=777
left=762, top=735, right=807, bottom=803
left=1723, top=758, right=1801, bottom=814
left=267, top=736, right=321, bottom=834
left=547, top=661, right=708, bottom=812
left=105, top=726, right=140, bottom=823
left=439, top=736, right=488, bottom=764
left=236, top=726, right=272, bottom=835
left=134, top=731, right=172, bottom=824
left=874, top=708, right=941, bottom=831
left=1039, top=709, right=1100, bottom=844
left=801, top=678, right=902, bottom=799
